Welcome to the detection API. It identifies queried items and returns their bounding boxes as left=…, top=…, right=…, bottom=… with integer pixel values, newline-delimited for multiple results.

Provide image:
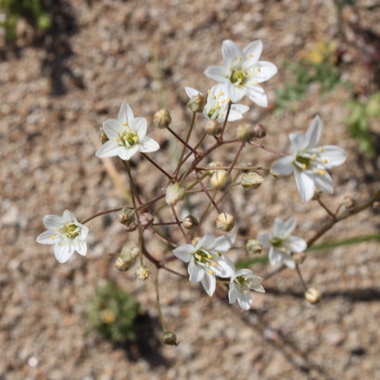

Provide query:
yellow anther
left=314, top=169, right=319, bottom=174
left=133, top=136, right=138, bottom=141
left=319, top=147, right=324, bottom=153
left=320, top=170, right=326, bottom=175
left=217, top=252, right=222, bottom=257
left=227, top=98, right=231, bottom=103
left=281, top=247, right=286, bottom=252
left=289, top=244, right=294, bottom=248
left=249, top=54, right=253, bottom=57
left=115, top=137, right=120, bottom=142
left=219, top=92, right=224, bottom=96
left=208, top=89, right=211, bottom=94
left=123, top=122, right=128, bottom=126
left=206, top=262, right=210, bottom=267
left=254, top=81, right=259, bottom=85
left=213, top=95, right=216, bottom=100
left=257, top=68, right=261, bottom=72
left=209, top=270, right=215, bottom=275
left=302, top=163, right=307, bottom=170
left=57, top=228, right=60, bottom=232
left=61, top=243, right=65, bottom=247
left=311, top=154, right=317, bottom=160
left=244, top=290, right=249, bottom=294
left=323, top=159, right=328, bottom=163
left=51, top=236, right=55, bottom=240
left=207, top=254, right=213, bottom=259
left=212, top=262, right=217, bottom=267
left=238, top=56, right=242, bottom=60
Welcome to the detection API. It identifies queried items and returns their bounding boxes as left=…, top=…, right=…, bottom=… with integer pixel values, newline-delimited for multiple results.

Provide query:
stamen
left=217, top=252, right=222, bottom=257
left=208, top=89, right=211, bottom=94
left=219, top=92, right=224, bottom=96
left=115, top=137, right=120, bottom=142
left=207, top=254, right=213, bottom=259
left=209, top=270, right=214, bottom=275
left=257, top=68, right=261, bottom=72
left=238, top=56, right=242, bottom=60
left=281, top=247, right=286, bottom=252
left=249, top=54, right=253, bottom=57
left=51, top=236, right=55, bottom=240
left=227, top=98, right=231, bottom=103
left=320, top=170, right=326, bottom=175
left=323, top=159, right=328, bottom=163
left=311, top=154, right=317, bottom=160
left=254, top=81, right=259, bottom=85
left=212, top=262, right=217, bottom=267
left=123, top=122, right=128, bottom=126
left=213, top=95, right=216, bottom=100
left=319, top=148, right=324, bottom=153
left=302, top=163, right=307, bottom=170
left=314, top=169, right=319, bottom=174
left=244, top=290, right=249, bottom=294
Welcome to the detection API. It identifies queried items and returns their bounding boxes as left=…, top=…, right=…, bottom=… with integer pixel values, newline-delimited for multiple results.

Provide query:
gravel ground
left=0, top=0, right=379, bottom=379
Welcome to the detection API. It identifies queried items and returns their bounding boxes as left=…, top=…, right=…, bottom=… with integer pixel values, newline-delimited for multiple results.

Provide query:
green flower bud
left=216, top=212, right=235, bottom=232
left=165, top=183, right=186, bottom=206
left=241, top=172, right=264, bottom=190
left=210, top=170, right=232, bottom=190
left=117, top=208, right=135, bottom=227
left=246, top=239, right=263, bottom=255
left=237, top=123, right=255, bottom=142
left=114, top=245, right=140, bottom=271
left=205, top=119, right=222, bottom=136
left=182, top=215, right=199, bottom=229
left=305, top=288, right=322, bottom=304
left=135, top=265, right=151, bottom=281
left=161, top=331, right=179, bottom=346
left=153, top=109, right=172, bottom=129
left=187, top=93, right=207, bottom=113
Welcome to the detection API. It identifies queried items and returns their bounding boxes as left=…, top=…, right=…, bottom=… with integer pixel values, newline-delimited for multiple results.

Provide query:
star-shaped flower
left=204, top=40, right=277, bottom=107
left=36, top=210, right=89, bottom=263
left=173, top=233, right=236, bottom=296
left=96, top=102, right=159, bottom=161
left=228, top=268, right=265, bottom=310
left=184, top=84, right=249, bottom=122
left=257, top=217, right=307, bottom=269
left=271, top=116, right=346, bottom=202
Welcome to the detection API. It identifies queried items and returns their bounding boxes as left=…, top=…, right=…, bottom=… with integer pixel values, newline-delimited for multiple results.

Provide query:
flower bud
left=216, top=212, right=235, bottom=232
left=117, top=208, right=135, bottom=227
left=153, top=109, right=172, bottom=129
left=140, top=212, right=154, bottom=227
left=135, top=265, right=151, bottom=281
left=237, top=123, right=255, bottom=142
left=292, top=251, right=306, bottom=264
left=305, top=288, right=322, bottom=304
left=161, top=331, right=179, bottom=346
left=182, top=215, right=199, bottom=229
left=206, top=161, right=223, bottom=176
left=165, top=183, right=186, bottom=206
left=252, top=123, right=266, bottom=138
left=191, top=236, right=200, bottom=246
left=246, top=239, right=263, bottom=255
left=241, top=172, right=264, bottom=190
left=210, top=170, right=232, bottom=190
left=114, top=245, right=140, bottom=271
left=343, top=195, right=355, bottom=209
left=100, top=126, right=109, bottom=144
left=205, top=119, right=222, bottom=136
left=187, top=93, right=207, bottom=113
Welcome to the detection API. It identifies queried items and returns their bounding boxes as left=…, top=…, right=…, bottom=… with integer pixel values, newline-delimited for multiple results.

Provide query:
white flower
left=185, top=84, right=249, bottom=122
left=257, top=217, right=307, bottom=269
left=36, top=210, right=89, bottom=263
left=229, top=268, right=265, bottom=310
left=173, top=233, right=236, bottom=296
left=204, top=40, right=278, bottom=106
left=96, top=102, right=159, bottom=161
left=271, top=116, right=346, bottom=202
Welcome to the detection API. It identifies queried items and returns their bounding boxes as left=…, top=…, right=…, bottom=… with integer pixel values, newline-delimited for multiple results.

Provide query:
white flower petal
left=204, top=65, right=229, bottom=82
left=242, top=40, right=262, bottom=65
left=252, top=284, right=265, bottom=293
left=212, top=234, right=236, bottom=253
left=103, top=119, right=123, bottom=137
left=172, top=244, right=193, bottom=263
left=294, top=169, right=315, bottom=202
left=257, top=233, right=271, bottom=247
left=287, top=236, right=307, bottom=252
left=272, top=218, right=285, bottom=237
left=228, top=104, right=250, bottom=121
left=132, top=117, right=147, bottom=138
left=222, top=40, right=242, bottom=65
left=118, top=102, right=134, bottom=124
left=310, top=171, right=334, bottom=194
left=306, top=115, right=322, bottom=148
left=318, top=146, right=346, bottom=167
left=271, top=156, right=294, bottom=176
left=75, top=241, right=87, bottom=256
left=201, top=271, right=216, bottom=296
left=245, top=84, right=268, bottom=107
left=118, top=145, right=139, bottom=160
left=227, top=83, right=246, bottom=102
left=62, top=210, right=77, bottom=223
left=185, top=86, right=200, bottom=98
left=228, top=287, right=238, bottom=304
left=95, top=141, right=121, bottom=158
left=282, top=217, right=296, bottom=236
left=43, top=215, right=64, bottom=229
left=281, top=252, right=296, bottom=268
left=214, top=255, right=236, bottom=278
left=268, top=247, right=282, bottom=266
left=195, top=233, right=215, bottom=250
left=254, top=61, right=278, bottom=82
left=36, top=231, right=56, bottom=244
left=290, top=132, right=308, bottom=154
left=139, top=137, right=160, bottom=153
left=237, top=291, right=252, bottom=310
left=54, top=243, right=74, bottom=264
left=188, top=259, right=205, bottom=282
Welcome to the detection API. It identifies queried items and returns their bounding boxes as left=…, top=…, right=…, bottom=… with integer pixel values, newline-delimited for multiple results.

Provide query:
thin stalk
left=296, top=264, right=308, bottom=291
left=317, top=198, right=335, bottom=218
left=220, top=101, right=232, bottom=139
left=167, top=126, right=199, bottom=156
left=193, top=170, right=222, bottom=214
left=123, top=161, right=143, bottom=206
left=155, top=271, right=167, bottom=332
left=170, top=205, right=189, bottom=243
left=228, top=142, right=245, bottom=174
left=81, top=207, right=126, bottom=224
left=141, top=153, right=173, bottom=181
left=249, top=140, right=287, bottom=156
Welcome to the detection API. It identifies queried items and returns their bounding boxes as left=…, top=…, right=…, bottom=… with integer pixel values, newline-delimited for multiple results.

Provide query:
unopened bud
left=216, top=212, right=235, bottom=232
left=241, top=172, right=264, bottom=190
left=191, top=236, right=200, bottom=246
left=117, top=208, right=136, bottom=227
left=343, top=195, right=355, bottom=209
left=210, top=170, right=232, bottom=190
left=100, top=126, right=109, bottom=144
left=135, top=265, right=151, bottom=281
left=140, top=212, right=154, bottom=227
left=292, top=251, right=306, bottom=264
left=205, top=119, right=222, bottom=136
left=182, top=215, right=199, bottom=229
left=252, top=123, right=266, bottom=138
left=162, top=331, right=179, bottom=346
left=187, top=93, right=207, bottom=113
left=165, top=182, right=186, bottom=206
left=114, top=245, right=140, bottom=271
left=305, top=288, right=322, bottom=304
left=246, top=239, right=263, bottom=255
left=237, top=123, right=255, bottom=142
left=153, top=109, right=172, bottom=129
left=206, top=161, right=223, bottom=175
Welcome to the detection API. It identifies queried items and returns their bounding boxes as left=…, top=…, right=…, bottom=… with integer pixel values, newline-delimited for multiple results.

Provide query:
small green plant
left=345, top=92, right=380, bottom=157
left=86, top=281, right=142, bottom=343
left=274, top=42, right=344, bottom=116
left=0, top=0, right=51, bottom=42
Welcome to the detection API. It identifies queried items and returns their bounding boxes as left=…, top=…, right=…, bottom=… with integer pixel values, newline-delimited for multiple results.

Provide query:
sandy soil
left=0, top=0, right=379, bottom=379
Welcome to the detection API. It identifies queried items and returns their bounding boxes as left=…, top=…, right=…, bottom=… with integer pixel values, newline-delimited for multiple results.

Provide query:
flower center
left=295, top=155, right=311, bottom=169
left=230, top=69, right=247, bottom=85
left=120, top=128, right=139, bottom=147
left=193, top=249, right=218, bottom=273
left=270, top=237, right=284, bottom=247
left=59, top=223, right=81, bottom=239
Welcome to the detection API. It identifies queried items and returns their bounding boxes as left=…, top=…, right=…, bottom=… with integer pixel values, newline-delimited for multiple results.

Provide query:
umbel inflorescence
left=37, top=39, right=365, bottom=344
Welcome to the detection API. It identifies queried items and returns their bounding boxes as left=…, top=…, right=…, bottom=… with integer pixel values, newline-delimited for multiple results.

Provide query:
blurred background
left=0, top=0, right=379, bottom=379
